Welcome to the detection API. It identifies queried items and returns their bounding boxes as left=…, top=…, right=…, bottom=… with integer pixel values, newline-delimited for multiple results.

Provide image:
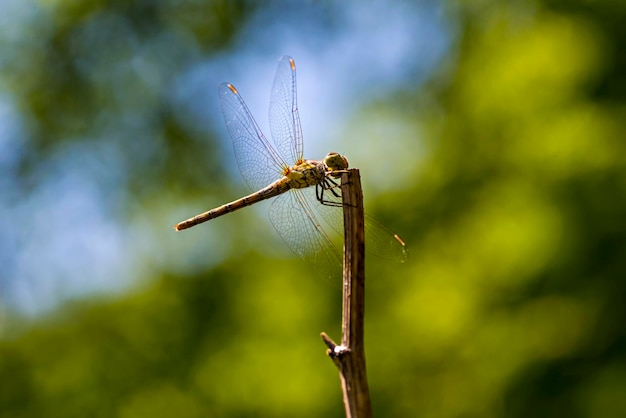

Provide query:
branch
left=321, top=168, right=372, bottom=418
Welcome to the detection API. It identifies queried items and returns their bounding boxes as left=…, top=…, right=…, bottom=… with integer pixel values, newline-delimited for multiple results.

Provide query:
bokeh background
left=1, top=0, right=625, bottom=417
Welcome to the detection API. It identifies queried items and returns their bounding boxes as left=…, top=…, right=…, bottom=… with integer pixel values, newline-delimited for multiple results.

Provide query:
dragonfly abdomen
left=174, top=178, right=291, bottom=231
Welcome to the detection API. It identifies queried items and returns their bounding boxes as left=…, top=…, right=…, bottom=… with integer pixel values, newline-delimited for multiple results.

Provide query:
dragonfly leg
left=316, top=177, right=360, bottom=208
left=316, top=182, right=344, bottom=207
left=324, top=177, right=342, bottom=198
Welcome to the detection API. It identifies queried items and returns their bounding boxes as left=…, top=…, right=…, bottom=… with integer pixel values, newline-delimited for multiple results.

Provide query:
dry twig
left=321, top=168, right=372, bottom=418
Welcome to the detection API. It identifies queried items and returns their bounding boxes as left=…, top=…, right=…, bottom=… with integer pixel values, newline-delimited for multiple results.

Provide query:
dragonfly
left=175, top=56, right=406, bottom=278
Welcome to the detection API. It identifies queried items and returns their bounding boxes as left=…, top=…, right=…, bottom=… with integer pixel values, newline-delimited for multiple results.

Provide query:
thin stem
left=320, top=168, right=372, bottom=418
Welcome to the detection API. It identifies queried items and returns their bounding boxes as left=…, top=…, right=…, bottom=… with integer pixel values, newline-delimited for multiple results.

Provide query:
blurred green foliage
left=2, top=0, right=626, bottom=417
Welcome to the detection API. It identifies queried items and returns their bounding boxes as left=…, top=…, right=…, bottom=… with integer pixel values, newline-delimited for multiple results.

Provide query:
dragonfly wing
left=313, top=182, right=408, bottom=263
left=268, top=189, right=342, bottom=283
left=269, top=56, right=304, bottom=165
left=219, top=82, right=287, bottom=192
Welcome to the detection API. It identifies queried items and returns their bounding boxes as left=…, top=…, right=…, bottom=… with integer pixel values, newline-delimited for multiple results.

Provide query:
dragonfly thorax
left=284, top=159, right=327, bottom=189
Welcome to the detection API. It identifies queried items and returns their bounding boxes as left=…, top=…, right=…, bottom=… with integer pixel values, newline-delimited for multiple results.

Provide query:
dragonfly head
left=324, top=152, right=349, bottom=177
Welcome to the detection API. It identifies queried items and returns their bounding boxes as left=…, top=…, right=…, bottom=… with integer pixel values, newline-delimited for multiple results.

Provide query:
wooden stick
left=321, top=168, right=373, bottom=418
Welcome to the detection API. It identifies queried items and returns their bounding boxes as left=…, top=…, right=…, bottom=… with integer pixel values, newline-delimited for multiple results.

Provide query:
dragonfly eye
left=324, top=152, right=349, bottom=172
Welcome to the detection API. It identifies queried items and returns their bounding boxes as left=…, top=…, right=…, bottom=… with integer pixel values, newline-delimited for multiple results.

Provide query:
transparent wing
left=313, top=182, right=408, bottom=263
left=268, top=188, right=342, bottom=282
left=219, top=82, right=287, bottom=192
left=269, top=55, right=304, bottom=166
